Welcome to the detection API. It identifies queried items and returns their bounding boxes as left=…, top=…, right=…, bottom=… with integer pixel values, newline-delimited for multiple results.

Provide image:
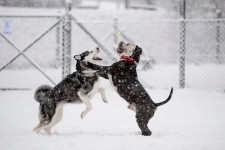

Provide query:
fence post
left=62, top=0, right=72, bottom=79
left=125, top=0, right=129, bottom=8
left=216, top=9, right=222, bottom=64
left=179, top=0, right=186, bottom=88
left=114, top=18, right=118, bottom=46
left=56, top=16, right=61, bottom=68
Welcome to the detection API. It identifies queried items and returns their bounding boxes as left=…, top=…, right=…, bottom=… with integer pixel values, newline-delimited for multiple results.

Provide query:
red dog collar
left=120, top=56, right=137, bottom=67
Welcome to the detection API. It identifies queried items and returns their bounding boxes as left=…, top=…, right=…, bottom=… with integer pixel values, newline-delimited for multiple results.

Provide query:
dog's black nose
left=96, top=47, right=100, bottom=52
left=118, top=41, right=124, bottom=47
left=136, top=46, right=142, bottom=54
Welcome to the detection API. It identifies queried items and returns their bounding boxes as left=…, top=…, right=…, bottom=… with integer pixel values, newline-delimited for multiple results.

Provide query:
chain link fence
left=0, top=15, right=63, bottom=89
left=1, top=17, right=225, bottom=90
left=0, top=3, right=225, bottom=91
left=70, top=18, right=225, bottom=90
left=185, top=19, right=225, bottom=89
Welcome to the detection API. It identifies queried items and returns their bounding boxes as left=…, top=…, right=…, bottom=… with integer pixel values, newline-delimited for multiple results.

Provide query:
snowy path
left=0, top=88, right=225, bottom=150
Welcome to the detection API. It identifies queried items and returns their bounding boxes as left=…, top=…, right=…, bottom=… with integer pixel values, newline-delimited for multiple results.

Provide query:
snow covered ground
left=0, top=88, right=225, bottom=150
left=0, top=3, right=225, bottom=149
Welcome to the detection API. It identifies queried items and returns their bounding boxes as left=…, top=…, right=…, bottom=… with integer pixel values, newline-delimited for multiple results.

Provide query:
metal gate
left=0, top=1, right=118, bottom=91
left=0, top=8, right=71, bottom=90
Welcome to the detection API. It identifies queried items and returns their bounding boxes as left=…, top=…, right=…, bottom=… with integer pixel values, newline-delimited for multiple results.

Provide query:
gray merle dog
left=33, top=48, right=108, bottom=134
left=86, top=41, right=173, bottom=136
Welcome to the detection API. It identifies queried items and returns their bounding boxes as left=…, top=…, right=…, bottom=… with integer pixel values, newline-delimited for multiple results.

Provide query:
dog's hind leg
left=44, top=103, right=65, bottom=134
left=81, top=99, right=92, bottom=119
left=136, top=115, right=151, bottom=136
left=135, top=105, right=152, bottom=136
left=98, top=88, right=108, bottom=103
left=33, top=122, right=43, bottom=133
left=33, top=121, right=48, bottom=134
left=33, top=111, right=49, bottom=133
left=78, top=92, right=92, bottom=119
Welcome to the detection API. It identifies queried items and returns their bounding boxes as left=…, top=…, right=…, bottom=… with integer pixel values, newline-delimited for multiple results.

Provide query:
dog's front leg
left=98, top=88, right=108, bottom=103
left=78, top=92, right=92, bottom=119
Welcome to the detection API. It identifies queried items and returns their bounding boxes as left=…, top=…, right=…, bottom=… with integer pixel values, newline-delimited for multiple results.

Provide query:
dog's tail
left=154, top=87, right=173, bottom=107
left=34, top=85, right=52, bottom=102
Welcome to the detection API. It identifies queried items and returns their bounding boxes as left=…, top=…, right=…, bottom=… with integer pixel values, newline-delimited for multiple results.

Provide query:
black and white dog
left=86, top=41, right=173, bottom=136
left=33, top=48, right=108, bottom=134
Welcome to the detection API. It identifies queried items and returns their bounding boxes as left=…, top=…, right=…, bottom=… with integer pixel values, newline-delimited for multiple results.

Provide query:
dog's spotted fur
left=86, top=41, right=173, bottom=136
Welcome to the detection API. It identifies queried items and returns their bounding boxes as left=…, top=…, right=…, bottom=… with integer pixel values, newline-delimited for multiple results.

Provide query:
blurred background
left=0, top=0, right=225, bottom=91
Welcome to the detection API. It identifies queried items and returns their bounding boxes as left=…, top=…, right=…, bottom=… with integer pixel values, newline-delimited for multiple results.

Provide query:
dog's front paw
left=81, top=112, right=85, bottom=119
left=103, top=99, right=108, bottom=103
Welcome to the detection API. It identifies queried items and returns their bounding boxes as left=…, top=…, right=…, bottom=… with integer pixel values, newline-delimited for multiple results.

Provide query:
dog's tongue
left=93, top=57, right=102, bottom=60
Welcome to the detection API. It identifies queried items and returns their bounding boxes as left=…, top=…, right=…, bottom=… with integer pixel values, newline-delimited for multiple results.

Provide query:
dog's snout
left=138, top=47, right=142, bottom=53
left=74, top=55, right=81, bottom=60
left=117, top=41, right=126, bottom=53
left=135, top=46, right=142, bottom=54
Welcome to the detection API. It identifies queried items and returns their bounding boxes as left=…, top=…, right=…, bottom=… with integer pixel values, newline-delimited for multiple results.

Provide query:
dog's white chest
left=88, top=78, right=100, bottom=99
left=108, top=74, right=117, bottom=92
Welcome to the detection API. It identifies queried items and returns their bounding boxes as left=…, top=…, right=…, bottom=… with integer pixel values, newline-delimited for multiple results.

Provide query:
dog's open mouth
left=117, top=42, right=126, bottom=54
left=93, top=53, right=102, bottom=60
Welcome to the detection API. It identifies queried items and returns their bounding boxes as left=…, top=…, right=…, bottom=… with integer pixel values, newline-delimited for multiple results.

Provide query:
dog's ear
left=74, top=55, right=81, bottom=60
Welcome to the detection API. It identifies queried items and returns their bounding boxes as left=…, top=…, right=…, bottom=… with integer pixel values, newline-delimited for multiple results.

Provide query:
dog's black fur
left=33, top=48, right=107, bottom=134
left=86, top=42, right=173, bottom=136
